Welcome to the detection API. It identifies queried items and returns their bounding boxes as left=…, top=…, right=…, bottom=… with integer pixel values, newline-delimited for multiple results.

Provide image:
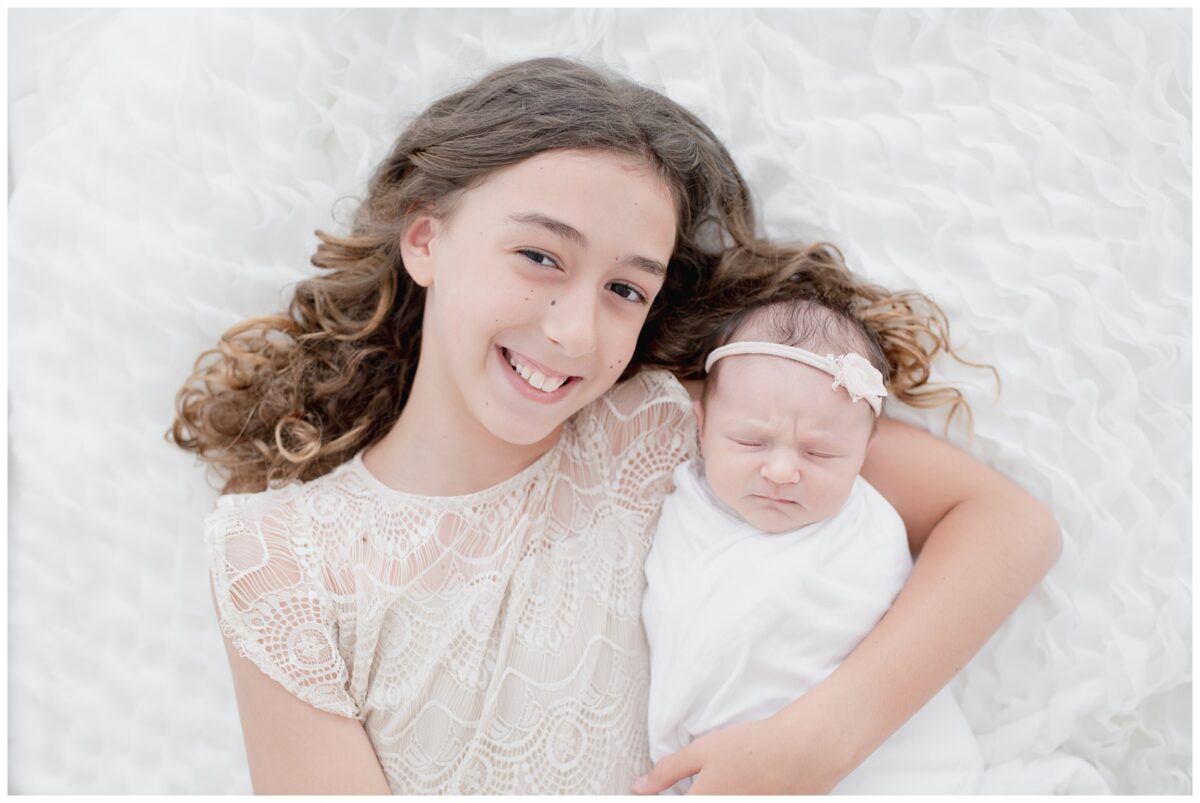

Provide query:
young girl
left=171, top=57, right=1060, bottom=794
left=644, top=296, right=984, bottom=794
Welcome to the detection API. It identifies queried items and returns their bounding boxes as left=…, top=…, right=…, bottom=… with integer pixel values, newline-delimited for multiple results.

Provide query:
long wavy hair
left=170, top=57, right=981, bottom=494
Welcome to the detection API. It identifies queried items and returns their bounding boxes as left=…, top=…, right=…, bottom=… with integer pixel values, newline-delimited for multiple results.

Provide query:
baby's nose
left=761, top=453, right=801, bottom=484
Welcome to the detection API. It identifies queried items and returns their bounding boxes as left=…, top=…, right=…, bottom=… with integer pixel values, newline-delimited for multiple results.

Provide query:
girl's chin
left=478, top=405, right=570, bottom=449
left=483, top=372, right=612, bottom=446
left=493, top=425, right=562, bottom=449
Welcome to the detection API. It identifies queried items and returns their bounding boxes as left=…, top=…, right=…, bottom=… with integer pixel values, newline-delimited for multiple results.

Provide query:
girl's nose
left=761, top=451, right=801, bottom=485
left=541, top=286, right=598, bottom=358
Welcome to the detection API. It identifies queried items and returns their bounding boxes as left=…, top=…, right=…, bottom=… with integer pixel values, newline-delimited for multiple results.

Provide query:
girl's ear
left=399, top=215, right=439, bottom=288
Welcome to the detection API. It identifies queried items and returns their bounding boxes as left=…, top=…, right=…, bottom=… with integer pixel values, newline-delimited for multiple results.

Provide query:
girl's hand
left=632, top=702, right=856, bottom=795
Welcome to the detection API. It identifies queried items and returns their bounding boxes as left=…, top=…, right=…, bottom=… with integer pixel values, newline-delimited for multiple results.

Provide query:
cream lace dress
left=204, top=370, right=696, bottom=794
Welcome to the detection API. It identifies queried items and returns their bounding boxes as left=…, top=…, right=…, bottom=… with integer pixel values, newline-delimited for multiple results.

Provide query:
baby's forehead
left=708, top=354, right=823, bottom=405
left=710, top=386, right=804, bottom=420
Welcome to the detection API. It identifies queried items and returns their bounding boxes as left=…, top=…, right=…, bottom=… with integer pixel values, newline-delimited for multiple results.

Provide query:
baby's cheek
left=706, top=455, right=744, bottom=508
left=819, top=475, right=858, bottom=517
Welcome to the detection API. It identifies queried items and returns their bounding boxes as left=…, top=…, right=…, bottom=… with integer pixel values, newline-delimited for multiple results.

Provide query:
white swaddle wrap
left=643, top=459, right=983, bottom=794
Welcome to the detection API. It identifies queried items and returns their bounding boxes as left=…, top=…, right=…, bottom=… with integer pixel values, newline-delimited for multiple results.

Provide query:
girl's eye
left=732, top=439, right=764, bottom=448
left=808, top=452, right=838, bottom=460
left=608, top=281, right=648, bottom=304
left=518, top=249, right=559, bottom=269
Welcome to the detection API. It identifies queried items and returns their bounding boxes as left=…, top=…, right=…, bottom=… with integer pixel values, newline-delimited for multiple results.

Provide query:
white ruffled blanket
left=7, top=8, right=1190, bottom=794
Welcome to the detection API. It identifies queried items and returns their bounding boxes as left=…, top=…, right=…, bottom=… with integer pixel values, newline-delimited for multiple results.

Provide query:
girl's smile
left=495, top=345, right=581, bottom=404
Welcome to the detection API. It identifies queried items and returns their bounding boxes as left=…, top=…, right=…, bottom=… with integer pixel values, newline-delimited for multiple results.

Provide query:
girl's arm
left=635, top=415, right=1062, bottom=794
left=212, top=584, right=393, bottom=794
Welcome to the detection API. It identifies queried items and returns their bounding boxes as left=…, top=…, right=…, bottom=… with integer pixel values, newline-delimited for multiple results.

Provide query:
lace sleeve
left=596, top=369, right=698, bottom=519
left=203, top=488, right=362, bottom=720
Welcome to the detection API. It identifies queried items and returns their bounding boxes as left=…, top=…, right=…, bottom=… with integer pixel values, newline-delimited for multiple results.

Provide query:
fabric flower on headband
left=829, top=353, right=888, bottom=408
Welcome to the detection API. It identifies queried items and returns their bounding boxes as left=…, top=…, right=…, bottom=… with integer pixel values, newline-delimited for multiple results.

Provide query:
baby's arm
left=635, top=407, right=1060, bottom=793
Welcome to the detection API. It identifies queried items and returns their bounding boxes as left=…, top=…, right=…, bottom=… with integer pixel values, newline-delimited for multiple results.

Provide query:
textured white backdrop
left=7, top=8, right=1191, bottom=794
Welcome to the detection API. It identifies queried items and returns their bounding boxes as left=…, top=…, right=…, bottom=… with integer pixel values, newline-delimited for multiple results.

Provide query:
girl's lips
left=500, top=346, right=576, bottom=382
left=495, top=345, right=579, bottom=404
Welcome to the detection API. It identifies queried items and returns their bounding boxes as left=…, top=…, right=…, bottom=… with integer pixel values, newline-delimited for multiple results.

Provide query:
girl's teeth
left=505, top=349, right=568, bottom=393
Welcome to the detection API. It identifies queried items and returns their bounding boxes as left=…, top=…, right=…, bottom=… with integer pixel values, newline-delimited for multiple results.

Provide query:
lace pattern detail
left=206, top=486, right=362, bottom=719
left=204, top=370, right=696, bottom=793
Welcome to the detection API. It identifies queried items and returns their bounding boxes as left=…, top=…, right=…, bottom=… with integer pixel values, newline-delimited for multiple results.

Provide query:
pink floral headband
left=704, top=341, right=888, bottom=415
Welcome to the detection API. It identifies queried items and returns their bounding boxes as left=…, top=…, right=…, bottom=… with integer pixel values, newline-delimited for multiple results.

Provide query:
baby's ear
left=399, top=214, right=439, bottom=288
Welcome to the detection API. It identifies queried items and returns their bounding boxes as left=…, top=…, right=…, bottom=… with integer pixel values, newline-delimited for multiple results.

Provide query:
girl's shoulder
left=569, top=369, right=698, bottom=505
left=204, top=457, right=369, bottom=555
left=209, top=479, right=303, bottom=518
left=587, top=368, right=694, bottom=424
left=208, top=457, right=358, bottom=510
left=567, top=368, right=695, bottom=457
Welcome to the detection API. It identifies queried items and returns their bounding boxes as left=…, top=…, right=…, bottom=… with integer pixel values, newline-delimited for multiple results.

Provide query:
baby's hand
left=632, top=705, right=856, bottom=795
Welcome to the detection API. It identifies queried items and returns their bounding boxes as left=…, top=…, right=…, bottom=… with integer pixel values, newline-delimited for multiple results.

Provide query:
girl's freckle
left=550, top=300, right=556, bottom=306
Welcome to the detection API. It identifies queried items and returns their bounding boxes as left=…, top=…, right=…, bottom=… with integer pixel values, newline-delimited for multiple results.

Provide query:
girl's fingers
left=632, top=743, right=705, bottom=795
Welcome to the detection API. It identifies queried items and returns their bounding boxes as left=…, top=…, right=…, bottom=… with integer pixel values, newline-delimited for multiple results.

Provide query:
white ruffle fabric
left=644, top=461, right=984, bottom=794
left=8, top=8, right=1189, bottom=794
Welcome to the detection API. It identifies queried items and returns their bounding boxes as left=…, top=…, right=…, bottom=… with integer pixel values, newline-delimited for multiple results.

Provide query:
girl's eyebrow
left=626, top=255, right=667, bottom=278
left=509, top=212, right=586, bottom=246
left=507, top=212, right=667, bottom=278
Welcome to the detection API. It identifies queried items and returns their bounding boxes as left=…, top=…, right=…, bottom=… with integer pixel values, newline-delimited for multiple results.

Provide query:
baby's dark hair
left=702, top=297, right=889, bottom=412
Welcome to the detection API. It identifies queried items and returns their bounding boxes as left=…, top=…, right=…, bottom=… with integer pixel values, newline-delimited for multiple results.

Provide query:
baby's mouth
left=754, top=494, right=800, bottom=505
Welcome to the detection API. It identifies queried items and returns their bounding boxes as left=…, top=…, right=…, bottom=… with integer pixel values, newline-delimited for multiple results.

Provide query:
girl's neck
left=361, top=367, right=561, bottom=498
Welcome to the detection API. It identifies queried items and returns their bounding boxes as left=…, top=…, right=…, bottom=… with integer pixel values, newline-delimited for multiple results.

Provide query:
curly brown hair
left=169, top=58, right=982, bottom=494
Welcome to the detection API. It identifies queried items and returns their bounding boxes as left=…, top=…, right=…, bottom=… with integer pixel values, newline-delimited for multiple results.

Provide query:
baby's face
left=697, top=354, right=875, bottom=533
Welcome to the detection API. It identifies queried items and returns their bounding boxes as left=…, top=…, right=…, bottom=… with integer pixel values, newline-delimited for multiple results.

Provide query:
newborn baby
left=642, top=298, right=984, bottom=794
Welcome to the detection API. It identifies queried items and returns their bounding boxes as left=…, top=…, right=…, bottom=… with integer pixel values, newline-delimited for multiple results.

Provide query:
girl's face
left=696, top=355, right=875, bottom=533
left=401, top=149, right=677, bottom=447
